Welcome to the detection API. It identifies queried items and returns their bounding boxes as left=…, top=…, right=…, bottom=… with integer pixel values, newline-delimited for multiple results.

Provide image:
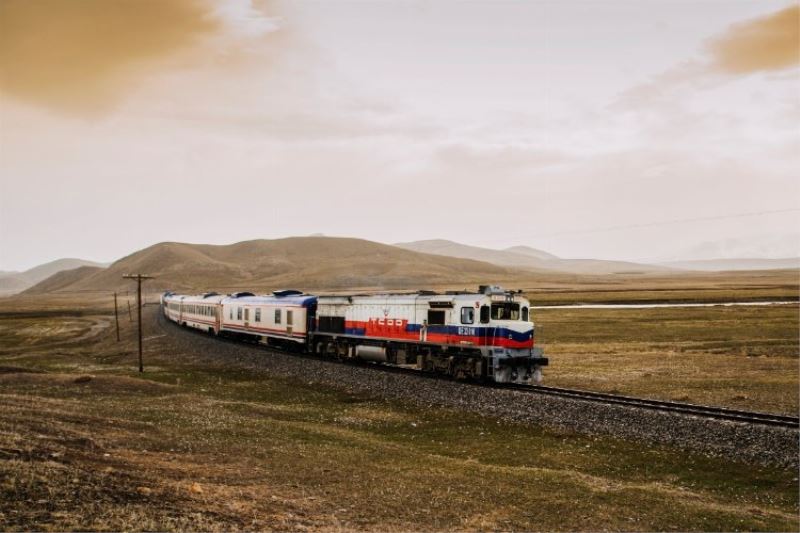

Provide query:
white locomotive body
left=313, top=285, right=545, bottom=383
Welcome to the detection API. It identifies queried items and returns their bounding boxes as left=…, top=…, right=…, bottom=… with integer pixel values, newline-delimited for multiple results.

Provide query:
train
left=162, top=285, right=548, bottom=383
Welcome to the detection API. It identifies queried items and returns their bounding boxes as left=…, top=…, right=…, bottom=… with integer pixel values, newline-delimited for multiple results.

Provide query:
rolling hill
left=395, top=239, right=671, bottom=275
left=393, top=239, right=559, bottom=270
left=23, top=237, right=522, bottom=294
left=503, top=245, right=560, bottom=261
left=22, top=266, right=106, bottom=294
left=0, top=258, right=109, bottom=295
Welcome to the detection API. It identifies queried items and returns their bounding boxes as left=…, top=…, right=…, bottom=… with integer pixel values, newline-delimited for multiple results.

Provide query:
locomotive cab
left=477, top=286, right=545, bottom=384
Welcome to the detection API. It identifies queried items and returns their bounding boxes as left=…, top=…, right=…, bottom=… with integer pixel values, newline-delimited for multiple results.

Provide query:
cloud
left=708, top=5, right=799, bottom=74
left=614, top=5, right=799, bottom=112
left=0, top=0, right=221, bottom=113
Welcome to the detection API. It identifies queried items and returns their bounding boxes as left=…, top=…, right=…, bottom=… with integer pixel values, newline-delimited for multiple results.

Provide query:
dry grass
left=537, top=305, right=799, bottom=414
left=523, top=269, right=799, bottom=305
left=0, top=304, right=799, bottom=531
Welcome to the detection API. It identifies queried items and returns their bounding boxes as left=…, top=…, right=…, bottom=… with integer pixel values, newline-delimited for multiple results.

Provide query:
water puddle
left=532, top=301, right=797, bottom=309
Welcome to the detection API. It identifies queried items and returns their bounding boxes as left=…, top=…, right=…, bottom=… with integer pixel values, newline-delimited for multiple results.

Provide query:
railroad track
left=158, top=313, right=800, bottom=430
left=498, top=383, right=800, bottom=429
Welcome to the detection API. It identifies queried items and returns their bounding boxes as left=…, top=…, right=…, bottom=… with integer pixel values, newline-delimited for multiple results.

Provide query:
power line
left=540, top=208, right=799, bottom=238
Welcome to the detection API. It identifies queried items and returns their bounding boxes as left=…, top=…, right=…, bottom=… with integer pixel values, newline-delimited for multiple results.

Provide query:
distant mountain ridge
left=12, top=236, right=800, bottom=297
left=503, top=246, right=560, bottom=261
left=661, top=233, right=800, bottom=262
left=0, top=258, right=109, bottom=295
left=395, top=239, right=672, bottom=275
left=393, top=239, right=558, bottom=271
left=660, top=257, right=800, bottom=271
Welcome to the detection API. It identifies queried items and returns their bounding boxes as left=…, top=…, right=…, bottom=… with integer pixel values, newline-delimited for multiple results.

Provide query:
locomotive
left=162, top=285, right=548, bottom=383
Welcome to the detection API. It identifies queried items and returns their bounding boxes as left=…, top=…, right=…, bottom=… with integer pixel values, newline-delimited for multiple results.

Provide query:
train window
left=491, top=303, right=520, bottom=320
left=229, top=308, right=233, bottom=319
left=244, top=308, right=250, bottom=321
left=460, top=307, right=474, bottom=324
left=522, top=307, right=529, bottom=321
left=480, top=305, right=490, bottom=324
left=287, top=310, right=293, bottom=326
left=255, top=308, right=261, bottom=322
left=275, top=309, right=281, bottom=324
left=427, top=310, right=445, bottom=326
left=237, top=307, right=242, bottom=320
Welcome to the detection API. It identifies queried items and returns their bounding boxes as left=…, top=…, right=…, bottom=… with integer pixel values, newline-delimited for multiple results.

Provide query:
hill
left=503, top=245, right=560, bottom=261
left=394, top=239, right=558, bottom=270
left=23, top=237, right=521, bottom=294
left=22, top=266, right=106, bottom=294
left=0, top=258, right=108, bottom=295
left=395, top=239, right=670, bottom=275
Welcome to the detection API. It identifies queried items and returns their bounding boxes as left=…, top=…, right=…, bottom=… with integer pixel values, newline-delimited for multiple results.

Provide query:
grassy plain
left=0, top=307, right=798, bottom=531
left=521, top=269, right=799, bottom=305
left=536, top=305, right=799, bottom=414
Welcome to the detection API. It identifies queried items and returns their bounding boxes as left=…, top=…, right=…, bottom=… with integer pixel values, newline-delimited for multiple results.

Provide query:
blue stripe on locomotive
left=344, top=324, right=532, bottom=342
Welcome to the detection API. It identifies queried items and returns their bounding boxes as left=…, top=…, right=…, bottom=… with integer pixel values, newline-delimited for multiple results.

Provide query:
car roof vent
left=273, top=289, right=304, bottom=297
left=230, top=292, right=255, bottom=298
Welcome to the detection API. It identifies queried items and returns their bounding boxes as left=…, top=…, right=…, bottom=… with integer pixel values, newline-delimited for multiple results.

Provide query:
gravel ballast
left=153, top=311, right=799, bottom=470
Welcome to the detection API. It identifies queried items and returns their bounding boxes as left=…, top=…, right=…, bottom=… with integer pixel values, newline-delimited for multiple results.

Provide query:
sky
left=0, top=0, right=798, bottom=271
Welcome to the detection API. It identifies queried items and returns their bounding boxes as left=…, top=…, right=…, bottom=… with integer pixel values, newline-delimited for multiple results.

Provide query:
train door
left=214, top=305, right=221, bottom=333
left=479, top=304, right=491, bottom=347
left=306, top=302, right=317, bottom=334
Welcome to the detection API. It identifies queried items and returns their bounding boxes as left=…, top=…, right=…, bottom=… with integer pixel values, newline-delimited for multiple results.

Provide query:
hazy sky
left=1, top=0, right=798, bottom=271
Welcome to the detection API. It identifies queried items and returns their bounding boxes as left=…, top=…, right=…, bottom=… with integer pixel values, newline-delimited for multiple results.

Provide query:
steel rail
left=496, top=382, right=800, bottom=429
left=157, top=312, right=800, bottom=430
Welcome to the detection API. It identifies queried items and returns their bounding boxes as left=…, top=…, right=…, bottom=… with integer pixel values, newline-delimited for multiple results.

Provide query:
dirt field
left=0, top=294, right=798, bottom=531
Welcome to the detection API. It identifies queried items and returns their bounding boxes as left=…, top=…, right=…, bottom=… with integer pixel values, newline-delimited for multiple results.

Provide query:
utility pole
left=123, top=274, right=153, bottom=373
left=113, top=292, right=120, bottom=342
left=127, top=299, right=133, bottom=322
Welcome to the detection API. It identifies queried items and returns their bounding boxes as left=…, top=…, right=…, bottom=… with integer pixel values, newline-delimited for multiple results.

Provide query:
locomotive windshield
left=491, top=302, right=520, bottom=320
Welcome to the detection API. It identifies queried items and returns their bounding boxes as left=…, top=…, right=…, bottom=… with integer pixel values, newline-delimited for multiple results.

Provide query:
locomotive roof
left=317, top=292, right=530, bottom=304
